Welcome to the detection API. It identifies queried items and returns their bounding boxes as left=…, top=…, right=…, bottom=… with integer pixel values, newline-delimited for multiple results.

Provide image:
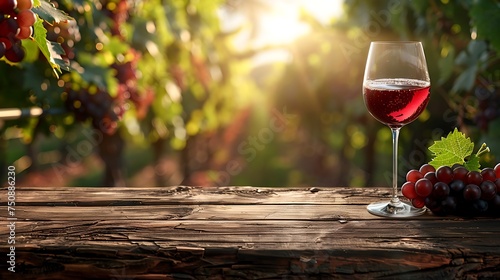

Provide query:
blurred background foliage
left=1, top=0, right=499, bottom=187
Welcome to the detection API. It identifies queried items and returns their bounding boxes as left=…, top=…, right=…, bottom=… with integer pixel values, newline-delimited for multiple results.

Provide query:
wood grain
left=1, top=186, right=500, bottom=279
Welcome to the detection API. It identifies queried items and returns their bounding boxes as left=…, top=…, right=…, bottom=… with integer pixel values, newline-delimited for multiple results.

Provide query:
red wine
left=363, top=79, right=430, bottom=127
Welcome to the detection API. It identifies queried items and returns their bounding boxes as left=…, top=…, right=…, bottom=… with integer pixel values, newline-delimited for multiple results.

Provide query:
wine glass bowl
left=363, top=41, right=431, bottom=217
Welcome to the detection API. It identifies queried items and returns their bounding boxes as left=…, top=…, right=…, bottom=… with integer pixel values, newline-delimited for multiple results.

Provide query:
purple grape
left=449, top=180, right=465, bottom=194
left=432, top=182, right=450, bottom=200
left=463, top=184, right=481, bottom=201
left=472, top=199, right=488, bottom=214
left=425, top=197, right=442, bottom=214
left=441, top=196, right=458, bottom=214
left=4, top=43, right=25, bottom=63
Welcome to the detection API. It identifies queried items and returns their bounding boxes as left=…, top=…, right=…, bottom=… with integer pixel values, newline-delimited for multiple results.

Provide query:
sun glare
left=222, top=0, right=344, bottom=65
left=254, top=0, right=344, bottom=47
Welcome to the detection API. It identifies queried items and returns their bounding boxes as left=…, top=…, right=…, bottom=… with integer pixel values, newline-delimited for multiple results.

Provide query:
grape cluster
left=63, top=84, right=124, bottom=135
left=112, top=55, right=154, bottom=120
left=102, top=0, right=129, bottom=38
left=0, top=0, right=36, bottom=63
left=474, top=84, right=500, bottom=132
left=402, top=163, right=500, bottom=216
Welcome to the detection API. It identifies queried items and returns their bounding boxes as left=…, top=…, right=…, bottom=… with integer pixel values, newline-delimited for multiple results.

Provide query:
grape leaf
left=32, top=18, right=62, bottom=76
left=464, top=154, right=480, bottom=172
left=33, top=0, right=73, bottom=24
left=428, top=128, right=474, bottom=168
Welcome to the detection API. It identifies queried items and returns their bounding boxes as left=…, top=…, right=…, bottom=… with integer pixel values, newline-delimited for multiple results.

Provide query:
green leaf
left=33, top=18, right=61, bottom=76
left=464, top=154, right=480, bottom=172
left=470, top=1, right=500, bottom=53
left=33, top=0, right=73, bottom=24
left=451, top=40, right=489, bottom=93
left=451, top=64, right=477, bottom=93
left=21, top=39, right=40, bottom=63
left=429, top=128, right=474, bottom=168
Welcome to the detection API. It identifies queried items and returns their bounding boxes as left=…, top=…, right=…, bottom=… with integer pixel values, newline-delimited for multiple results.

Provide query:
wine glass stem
left=390, top=127, right=401, bottom=206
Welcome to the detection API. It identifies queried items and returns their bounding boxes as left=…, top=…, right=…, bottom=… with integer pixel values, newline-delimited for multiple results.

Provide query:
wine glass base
left=367, top=201, right=426, bottom=218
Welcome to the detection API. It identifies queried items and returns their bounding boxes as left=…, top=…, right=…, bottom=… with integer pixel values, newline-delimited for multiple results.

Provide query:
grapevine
left=62, top=82, right=122, bottom=135
left=0, top=0, right=36, bottom=63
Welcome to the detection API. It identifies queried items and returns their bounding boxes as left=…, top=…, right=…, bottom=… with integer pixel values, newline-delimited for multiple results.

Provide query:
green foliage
left=428, top=128, right=477, bottom=170
left=470, top=0, right=500, bottom=52
left=452, top=40, right=489, bottom=93
left=33, top=0, right=73, bottom=24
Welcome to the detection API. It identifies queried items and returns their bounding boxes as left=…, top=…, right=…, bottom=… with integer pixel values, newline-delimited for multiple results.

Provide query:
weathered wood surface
left=1, top=186, right=500, bottom=279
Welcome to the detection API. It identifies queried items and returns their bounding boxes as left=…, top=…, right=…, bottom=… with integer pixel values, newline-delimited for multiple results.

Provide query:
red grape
left=495, top=178, right=500, bottom=193
left=415, top=178, right=433, bottom=197
left=401, top=181, right=417, bottom=199
left=0, top=17, right=20, bottom=35
left=0, top=37, right=12, bottom=49
left=436, top=166, right=453, bottom=184
left=16, top=26, right=32, bottom=39
left=480, top=181, right=497, bottom=200
left=4, top=43, right=25, bottom=62
left=432, top=182, right=450, bottom=200
left=453, top=166, right=469, bottom=182
left=411, top=197, right=426, bottom=209
left=463, top=184, right=481, bottom=201
left=495, top=163, right=500, bottom=179
left=424, top=172, right=438, bottom=185
left=16, top=9, right=36, bottom=27
left=406, top=169, right=423, bottom=183
left=419, top=164, right=436, bottom=175
left=0, top=0, right=17, bottom=13
left=466, top=171, right=483, bottom=185
left=0, top=42, right=5, bottom=57
left=17, top=0, right=33, bottom=11
left=481, top=168, right=496, bottom=182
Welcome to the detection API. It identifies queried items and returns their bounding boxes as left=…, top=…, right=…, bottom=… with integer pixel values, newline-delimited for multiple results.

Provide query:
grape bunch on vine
left=0, top=0, right=37, bottom=62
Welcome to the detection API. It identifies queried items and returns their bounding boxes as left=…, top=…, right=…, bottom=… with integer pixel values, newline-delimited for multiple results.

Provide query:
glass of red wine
left=363, top=41, right=431, bottom=217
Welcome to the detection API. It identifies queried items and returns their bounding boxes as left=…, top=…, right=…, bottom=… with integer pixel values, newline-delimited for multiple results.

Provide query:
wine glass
left=363, top=41, right=431, bottom=217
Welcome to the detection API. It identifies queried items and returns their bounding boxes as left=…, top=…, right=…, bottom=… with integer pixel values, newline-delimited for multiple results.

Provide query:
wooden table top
left=1, top=186, right=499, bottom=279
